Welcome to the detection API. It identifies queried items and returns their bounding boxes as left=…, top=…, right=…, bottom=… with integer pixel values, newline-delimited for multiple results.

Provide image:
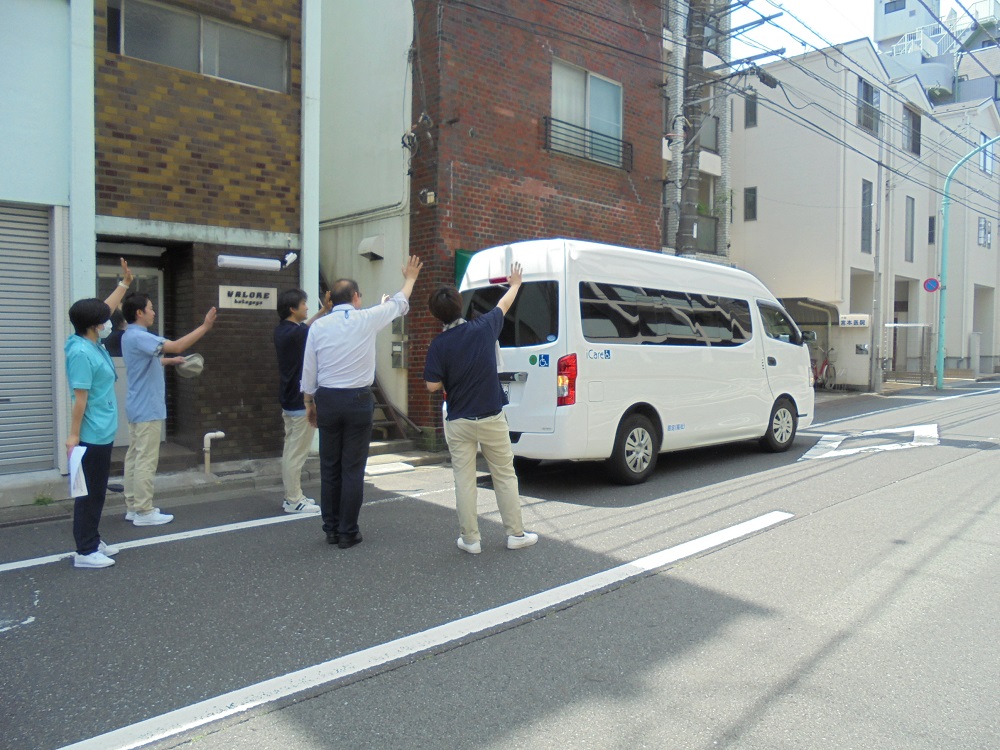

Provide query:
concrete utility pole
left=676, top=0, right=708, bottom=255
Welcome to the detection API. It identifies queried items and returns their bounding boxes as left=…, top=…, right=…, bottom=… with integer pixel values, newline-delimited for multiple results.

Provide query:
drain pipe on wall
left=203, top=431, right=226, bottom=474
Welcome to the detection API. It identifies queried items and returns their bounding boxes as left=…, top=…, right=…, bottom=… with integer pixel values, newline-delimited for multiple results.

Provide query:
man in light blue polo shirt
left=121, top=293, right=217, bottom=526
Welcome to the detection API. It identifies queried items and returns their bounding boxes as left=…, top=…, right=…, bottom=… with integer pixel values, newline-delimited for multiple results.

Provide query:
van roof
left=461, top=238, right=775, bottom=300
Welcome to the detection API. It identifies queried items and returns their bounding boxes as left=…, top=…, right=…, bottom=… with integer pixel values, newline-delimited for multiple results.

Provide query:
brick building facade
left=93, top=0, right=306, bottom=462
left=405, top=0, right=665, bottom=431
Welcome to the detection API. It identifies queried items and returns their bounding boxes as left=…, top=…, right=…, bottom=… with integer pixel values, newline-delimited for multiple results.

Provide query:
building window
left=905, top=196, right=915, bottom=262
left=857, top=77, right=880, bottom=135
left=861, top=179, right=873, bottom=254
left=744, top=187, right=757, bottom=221
left=980, top=132, right=994, bottom=174
left=928, top=215, right=936, bottom=244
left=978, top=217, right=992, bottom=247
left=745, top=93, right=757, bottom=128
left=110, top=0, right=288, bottom=93
left=885, top=1, right=906, bottom=13
left=662, top=90, right=672, bottom=137
left=903, top=108, right=921, bottom=155
left=551, top=61, right=624, bottom=167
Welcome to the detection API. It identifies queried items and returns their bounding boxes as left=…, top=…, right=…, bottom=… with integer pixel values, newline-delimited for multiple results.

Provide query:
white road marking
left=56, top=511, right=793, bottom=750
left=0, top=490, right=450, bottom=575
left=808, top=386, right=997, bottom=430
left=799, top=424, right=939, bottom=461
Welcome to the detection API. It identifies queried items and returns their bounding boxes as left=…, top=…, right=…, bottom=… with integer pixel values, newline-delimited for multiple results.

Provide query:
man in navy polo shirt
left=273, top=288, right=331, bottom=513
left=424, top=262, right=538, bottom=555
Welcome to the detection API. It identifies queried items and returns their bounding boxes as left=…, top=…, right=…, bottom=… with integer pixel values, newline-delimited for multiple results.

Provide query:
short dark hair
left=428, top=285, right=463, bottom=325
left=330, top=279, right=359, bottom=307
left=277, top=288, right=308, bottom=319
left=69, top=298, right=111, bottom=336
left=122, top=293, right=152, bottom=324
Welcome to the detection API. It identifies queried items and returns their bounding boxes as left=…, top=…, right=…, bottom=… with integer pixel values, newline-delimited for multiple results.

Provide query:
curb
left=0, top=450, right=449, bottom=529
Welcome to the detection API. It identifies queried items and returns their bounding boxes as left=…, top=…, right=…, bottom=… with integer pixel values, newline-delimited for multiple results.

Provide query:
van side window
left=579, top=282, right=752, bottom=347
left=462, top=281, right=560, bottom=347
left=757, top=303, right=803, bottom=345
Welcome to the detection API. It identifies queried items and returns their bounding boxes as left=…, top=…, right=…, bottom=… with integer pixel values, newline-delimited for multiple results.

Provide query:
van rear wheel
left=608, top=414, right=658, bottom=485
left=760, top=397, right=797, bottom=452
left=513, top=456, right=542, bottom=473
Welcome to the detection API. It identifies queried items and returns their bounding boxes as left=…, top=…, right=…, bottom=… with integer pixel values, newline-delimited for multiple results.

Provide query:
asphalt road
left=1, top=384, right=998, bottom=750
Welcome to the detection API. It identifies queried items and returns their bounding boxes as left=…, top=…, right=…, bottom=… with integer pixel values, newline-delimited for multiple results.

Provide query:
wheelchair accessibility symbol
left=538, top=355, right=549, bottom=367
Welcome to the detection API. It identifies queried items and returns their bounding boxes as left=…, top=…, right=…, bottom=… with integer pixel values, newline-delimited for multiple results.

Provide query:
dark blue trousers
left=73, top=441, right=113, bottom=555
left=315, top=387, right=374, bottom=536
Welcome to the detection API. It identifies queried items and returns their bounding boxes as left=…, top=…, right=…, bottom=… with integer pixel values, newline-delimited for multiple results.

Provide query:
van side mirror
left=802, top=330, right=818, bottom=343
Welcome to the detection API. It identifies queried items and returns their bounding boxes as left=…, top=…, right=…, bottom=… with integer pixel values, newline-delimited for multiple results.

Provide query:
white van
left=459, top=239, right=815, bottom=484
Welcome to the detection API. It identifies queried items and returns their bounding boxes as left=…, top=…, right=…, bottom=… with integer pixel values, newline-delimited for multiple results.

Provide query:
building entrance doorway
left=97, top=264, right=165, bottom=447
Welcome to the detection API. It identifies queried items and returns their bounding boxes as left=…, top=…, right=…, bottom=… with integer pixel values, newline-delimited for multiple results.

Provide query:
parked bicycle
left=811, top=346, right=837, bottom=390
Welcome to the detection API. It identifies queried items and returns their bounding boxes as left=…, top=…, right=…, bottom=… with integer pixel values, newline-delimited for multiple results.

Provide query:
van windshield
left=462, top=281, right=559, bottom=347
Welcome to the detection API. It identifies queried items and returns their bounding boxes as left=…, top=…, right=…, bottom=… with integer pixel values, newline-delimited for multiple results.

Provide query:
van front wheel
left=608, top=414, right=658, bottom=485
left=760, top=398, right=797, bottom=452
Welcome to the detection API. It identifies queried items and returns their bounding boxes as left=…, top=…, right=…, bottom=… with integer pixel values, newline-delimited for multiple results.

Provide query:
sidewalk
left=0, top=441, right=448, bottom=528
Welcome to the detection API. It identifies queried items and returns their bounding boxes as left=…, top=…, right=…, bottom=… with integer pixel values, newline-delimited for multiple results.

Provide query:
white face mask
left=98, top=320, right=114, bottom=340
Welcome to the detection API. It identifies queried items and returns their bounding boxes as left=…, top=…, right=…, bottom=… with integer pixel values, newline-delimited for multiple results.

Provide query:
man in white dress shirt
left=302, top=256, right=422, bottom=549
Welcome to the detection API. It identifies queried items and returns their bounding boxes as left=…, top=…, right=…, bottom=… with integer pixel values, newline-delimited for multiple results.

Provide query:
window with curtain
left=551, top=61, right=624, bottom=166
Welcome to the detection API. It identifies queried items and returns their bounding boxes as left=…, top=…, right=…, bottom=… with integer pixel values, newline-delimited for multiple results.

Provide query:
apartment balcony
left=543, top=117, right=633, bottom=171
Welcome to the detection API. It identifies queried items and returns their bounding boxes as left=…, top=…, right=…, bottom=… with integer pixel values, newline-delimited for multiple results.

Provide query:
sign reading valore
left=219, top=285, right=277, bottom=310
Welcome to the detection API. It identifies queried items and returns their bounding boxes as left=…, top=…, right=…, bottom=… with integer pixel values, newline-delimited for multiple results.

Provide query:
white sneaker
left=507, top=532, right=539, bottom=550
left=98, top=541, right=119, bottom=557
left=283, top=499, right=320, bottom=514
left=125, top=507, right=159, bottom=521
left=457, top=537, right=482, bottom=554
left=133, top=510, right=174, bottom=526
left=74, top=551, right=116, bottom=569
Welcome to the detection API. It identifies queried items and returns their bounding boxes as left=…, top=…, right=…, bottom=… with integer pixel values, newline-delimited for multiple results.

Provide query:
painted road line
left=0, top=490, right=450, bottom=575
left=56, top=510, right=793, bottom=750
left=807, top=387, right=997, bottom=431
left=799, top=424, right=940, bottom=461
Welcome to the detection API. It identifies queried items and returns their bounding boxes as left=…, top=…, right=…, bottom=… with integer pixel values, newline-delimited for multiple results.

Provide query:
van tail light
left=489, top=275, right=509, bottom=284
left=557, top=353, right=577, bottom=406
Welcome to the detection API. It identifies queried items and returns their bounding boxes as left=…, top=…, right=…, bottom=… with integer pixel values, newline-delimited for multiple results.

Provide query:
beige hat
left=176, top=353, right=204, bottom=378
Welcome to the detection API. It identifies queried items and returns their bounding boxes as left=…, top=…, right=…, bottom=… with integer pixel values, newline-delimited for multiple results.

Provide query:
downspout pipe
left=937, top=134, right=1000, bottom=389
left=203, top=431, right=226, bottom=474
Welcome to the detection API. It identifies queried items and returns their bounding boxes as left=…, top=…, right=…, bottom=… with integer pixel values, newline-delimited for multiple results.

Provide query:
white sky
left=730, top=0, right=964, bottom=61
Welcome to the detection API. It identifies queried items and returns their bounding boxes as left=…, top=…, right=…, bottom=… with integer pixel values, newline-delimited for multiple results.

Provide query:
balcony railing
left=543, top=117, right=633, bottom=171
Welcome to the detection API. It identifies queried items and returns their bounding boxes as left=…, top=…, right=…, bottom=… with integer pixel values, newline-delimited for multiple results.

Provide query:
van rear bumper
left=507, top=404, right=599, bottom=460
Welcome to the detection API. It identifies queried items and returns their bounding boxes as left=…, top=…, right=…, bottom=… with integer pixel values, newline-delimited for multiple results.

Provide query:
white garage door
left=0, top=203, right=56, bottom=474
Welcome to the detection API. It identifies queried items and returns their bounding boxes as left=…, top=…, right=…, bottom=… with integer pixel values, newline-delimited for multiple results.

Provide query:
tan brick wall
left=94, top=0, right=302, bottom=234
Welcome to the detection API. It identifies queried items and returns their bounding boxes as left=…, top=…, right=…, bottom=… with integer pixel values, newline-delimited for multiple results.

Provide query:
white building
left=730, top=36, right=999, bottom=389
left=318, top=0, right=414, bottom=412
left=0, top=0, right=95, bottom=476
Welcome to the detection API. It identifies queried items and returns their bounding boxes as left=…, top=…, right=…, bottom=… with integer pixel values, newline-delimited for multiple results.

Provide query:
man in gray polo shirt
left=121, top=293, right=217, bottom=526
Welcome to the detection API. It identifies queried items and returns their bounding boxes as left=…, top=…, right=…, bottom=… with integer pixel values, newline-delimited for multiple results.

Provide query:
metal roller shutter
left=0, top=203, right=55, bottom=474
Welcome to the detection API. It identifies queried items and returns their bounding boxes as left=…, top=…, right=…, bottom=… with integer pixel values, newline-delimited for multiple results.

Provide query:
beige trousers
left=443, top=412, right=524, bottom=543
left=123, top=420, right=163, bottom=514
left=281, top=411, right=315, bottom=502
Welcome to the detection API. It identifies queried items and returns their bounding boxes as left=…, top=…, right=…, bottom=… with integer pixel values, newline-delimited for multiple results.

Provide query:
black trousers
left=315, top=387, right=374, bottom=536
left=73, top=441, right=113, bottom=555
